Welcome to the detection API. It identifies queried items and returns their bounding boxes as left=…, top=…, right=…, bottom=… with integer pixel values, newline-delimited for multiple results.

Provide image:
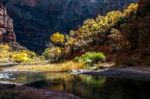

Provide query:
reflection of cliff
left=0, top=0, right=137, bottom=51
left=0, top=4, right=16, bottom=42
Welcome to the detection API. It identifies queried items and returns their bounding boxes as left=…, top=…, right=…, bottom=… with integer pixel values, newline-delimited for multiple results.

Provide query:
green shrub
left=74, top=52, right=106, bottom=65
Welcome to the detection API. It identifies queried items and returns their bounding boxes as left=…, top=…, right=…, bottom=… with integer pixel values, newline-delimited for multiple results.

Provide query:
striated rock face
left=0, top=0, right=137, bottom=52
left=0, top=4, right=16, bottom=42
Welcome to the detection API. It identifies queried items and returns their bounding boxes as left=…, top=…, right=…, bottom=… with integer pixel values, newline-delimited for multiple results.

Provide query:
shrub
left=0, top=43, right=10, bottom=51
left=66, top=3, right=137, bottom=44
left=74, top=52, right=106, bottom=65
left=50, top=32, right=65, bottom=44
left=10, top=52, right=29, bottom=63
left=124, top=3, right=138, bottom=17
left=42, top=47, right=62, bottom=62
left=45, top=3, right=138, bottom=62
left=42, top=48, right=52, bottom=59
left=48, top=3, right=138, bottom=47
left=21, top=50, right=37, bottom=58
left=0, top=44, right=11, bottom=59
left=65, top=36, right=77, bottom=46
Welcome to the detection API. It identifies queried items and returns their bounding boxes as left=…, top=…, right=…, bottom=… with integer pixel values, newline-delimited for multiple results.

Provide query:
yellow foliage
left=0, top=43, right=10, bottom=51
left=50, top=32, right=65, bottom=44
left=0, top=50, right=9, bottom=59
left=21, top=50, right=37, bottom=58
left=10, top=52, right=29, bottom=63
left=42, top=47, right=63, bottom=60
left=66, top=36, right=77, bottom=45
left=63, top=3, right=138, bottom=43
left=43, top=3, right=138, bottom=62
left=124, top=3, right=138, bottom=17
left=51, top=47, right=62, bottom=55
left=0, top=44, right=11, bottom=60
left=0, top=43, right=38, bottom=63
left=105, top=11, right=124, bottom=23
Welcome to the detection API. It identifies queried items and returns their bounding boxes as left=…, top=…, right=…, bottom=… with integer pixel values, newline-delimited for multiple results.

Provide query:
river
left=0, top=72, right=150, bottom=99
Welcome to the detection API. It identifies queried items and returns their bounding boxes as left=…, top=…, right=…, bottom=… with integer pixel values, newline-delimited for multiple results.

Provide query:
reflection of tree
left=9, top=72, right=150, bottom=99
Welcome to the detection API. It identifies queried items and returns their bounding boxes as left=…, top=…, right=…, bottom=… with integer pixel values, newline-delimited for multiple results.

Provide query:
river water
left=0, top=72, right=150, bottom=99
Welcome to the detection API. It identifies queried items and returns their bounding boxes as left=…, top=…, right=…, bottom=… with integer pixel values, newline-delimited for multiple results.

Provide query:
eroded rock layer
left=0, top=4, right=16, bottom=42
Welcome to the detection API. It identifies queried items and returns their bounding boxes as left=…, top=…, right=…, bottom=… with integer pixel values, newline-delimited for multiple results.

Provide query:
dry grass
left=12, top=61, right=85, bottom=72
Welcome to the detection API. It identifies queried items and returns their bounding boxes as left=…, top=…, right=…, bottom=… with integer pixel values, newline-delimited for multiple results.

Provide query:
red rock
left=0, top=4, right=16, bottom=42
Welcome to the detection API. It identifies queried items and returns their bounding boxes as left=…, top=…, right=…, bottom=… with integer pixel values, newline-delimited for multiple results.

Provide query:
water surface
left=0, top=72, right=150, bottom=99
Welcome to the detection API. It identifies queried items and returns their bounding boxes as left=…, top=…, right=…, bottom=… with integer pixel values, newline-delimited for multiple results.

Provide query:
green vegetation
left=75, top=52, right=106, bottom=65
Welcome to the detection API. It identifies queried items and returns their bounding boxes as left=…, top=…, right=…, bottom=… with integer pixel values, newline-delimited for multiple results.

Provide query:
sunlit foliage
left=0, top=43, right=38, bottom=63
left=49, top=3, right=138, bottom=46
left=50, top=32, right=65, bottom=44
left=10, top=52, right=29, bottom=63
left=124, top=3, right=138, bottom=17
left=0, top=43, right=10, bottom=51
left=65, top=35, right=77, bottom=46
left=75, top=52, right=106, bottom=65
left=21, top=50, right=37, bottom=58
left=0, top=43, right=11, bottom=61
left=45, top=3, right=138, bottom=62
left=65, top=3, right=138, bottom=42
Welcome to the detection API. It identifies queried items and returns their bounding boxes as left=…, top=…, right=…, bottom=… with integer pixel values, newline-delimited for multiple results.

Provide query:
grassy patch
left=11, top=61, right=85, bottom=72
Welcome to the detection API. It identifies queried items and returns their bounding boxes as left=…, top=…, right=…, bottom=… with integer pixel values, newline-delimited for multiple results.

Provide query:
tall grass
left=12, top=61, right=85, bottom=72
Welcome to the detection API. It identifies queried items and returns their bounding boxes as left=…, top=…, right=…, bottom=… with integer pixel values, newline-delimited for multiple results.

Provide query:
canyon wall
left=0, top=0, right=138, bottom=52
left=116, top=0, right=150, bottom=66
left=0, top=4, right=16, bottom=42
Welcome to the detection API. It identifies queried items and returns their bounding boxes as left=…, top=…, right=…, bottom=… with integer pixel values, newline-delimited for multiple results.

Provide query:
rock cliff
left=115, top=0, right=150, bottom=66
left=0, top=0, right=137, bottom=51
left=0, top=4, right=16, bottom=42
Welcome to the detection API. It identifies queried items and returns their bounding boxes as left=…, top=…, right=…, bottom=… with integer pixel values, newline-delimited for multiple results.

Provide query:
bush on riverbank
left=74, top=52, right=106, bottom=65
left=0, top=43, right=38, bottom=63
left=44, top=3, right=138, bottom=62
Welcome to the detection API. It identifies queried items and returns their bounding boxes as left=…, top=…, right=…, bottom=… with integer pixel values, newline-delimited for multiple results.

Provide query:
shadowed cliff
left=115, top=0, right=150, bottom=66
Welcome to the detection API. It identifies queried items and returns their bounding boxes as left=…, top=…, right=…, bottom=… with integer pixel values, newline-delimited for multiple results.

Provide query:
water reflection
left=0, top=72, right=150, bottom=99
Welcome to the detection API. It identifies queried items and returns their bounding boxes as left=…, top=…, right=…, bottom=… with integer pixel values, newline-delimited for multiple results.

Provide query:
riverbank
left=80, top=67, right=150, bottom=81
left=1, top=61, right=150, bottom=81
left=1, top=61, right=85, bottom=73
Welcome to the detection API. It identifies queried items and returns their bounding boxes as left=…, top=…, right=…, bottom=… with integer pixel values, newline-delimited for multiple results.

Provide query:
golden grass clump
left=13, top=61, right=85, bottom=72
